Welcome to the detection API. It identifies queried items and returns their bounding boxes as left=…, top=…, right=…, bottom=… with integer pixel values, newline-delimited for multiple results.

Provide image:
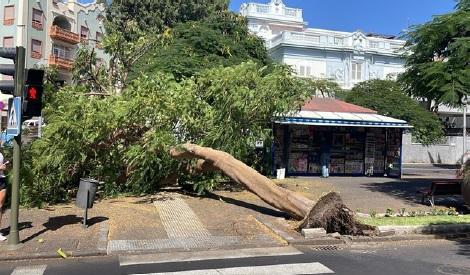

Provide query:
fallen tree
left=170, top=143, right=376, bottom=235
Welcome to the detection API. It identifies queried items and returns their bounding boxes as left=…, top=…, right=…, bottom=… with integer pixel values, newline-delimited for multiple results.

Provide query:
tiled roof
left=301, top=98, right=377, bottom=114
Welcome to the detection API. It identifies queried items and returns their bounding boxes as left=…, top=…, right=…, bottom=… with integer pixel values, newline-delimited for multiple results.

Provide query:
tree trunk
left=170, top=143, right=375, bottom=235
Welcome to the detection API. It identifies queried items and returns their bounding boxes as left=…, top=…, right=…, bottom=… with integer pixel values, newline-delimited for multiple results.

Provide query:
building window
left=3, top=36, right=14, bottom=47
left=1, top=37, right=14, bottom=80
left=370, top=41, right=379, bottom=48
left=256, top=5, right=270, bottom=13
left=299, top=65, right=305, bottom=76
left=297, top=65, right=313, bottom=77
left=80, top=26, right=89, bottom=42
left=4, top=5, right=15, bottom=26
left=334, top=37, right=343, bottom=45
left=351, top=62, right=362, bottom=81
left=95, top=32, right=103, bottom=48
left=31, top=39, right=42, bottom=59
left=306, top=66, right=311, bottom=76
left=32, top=8, right=43, bottom=30
left=52, top=44, right=71, bottom=59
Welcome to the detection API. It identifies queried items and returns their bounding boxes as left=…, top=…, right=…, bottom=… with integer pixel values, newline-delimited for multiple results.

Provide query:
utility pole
left=8, top=0, right=28, bottom=247
left=8, top=47, right=25, bottom=246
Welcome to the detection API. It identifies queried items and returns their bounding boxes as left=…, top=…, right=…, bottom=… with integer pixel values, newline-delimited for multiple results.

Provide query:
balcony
left=3, top=19, right=14, bottom=26
left=49, top=25, right=80, bottom=44
left=32, top=21, right=43, bottom=31
left=31, top=52, right=42, bottom=59
left=49, top=54, right=74, bottom=71
left=240, top=3, right=304, bottom=23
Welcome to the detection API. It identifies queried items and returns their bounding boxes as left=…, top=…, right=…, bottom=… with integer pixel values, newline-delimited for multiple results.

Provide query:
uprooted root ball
left=299, top=192, right=376, bottom=236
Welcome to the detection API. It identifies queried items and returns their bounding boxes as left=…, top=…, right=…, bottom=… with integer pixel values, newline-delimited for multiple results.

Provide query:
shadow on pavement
left=0, top=222, right=33, bottom=236
left=188, top=191, right=290, bottom=219
left=17, top=215, right=108, bottom=244
left=456, top=238, right=470, bottom=258
left=361, top=178, right=468, bottom=212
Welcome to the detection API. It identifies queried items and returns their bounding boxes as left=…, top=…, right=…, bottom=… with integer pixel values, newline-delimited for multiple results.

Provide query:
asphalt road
left=1, top=239, right=470, bottom=275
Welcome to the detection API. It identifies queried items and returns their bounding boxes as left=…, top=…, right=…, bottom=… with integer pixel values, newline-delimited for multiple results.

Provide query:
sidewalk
left=0, top=192, right=293, bottom=260
left=0, top=176, right=466, bottom=260
left=0, top=205, right=108, bottom=260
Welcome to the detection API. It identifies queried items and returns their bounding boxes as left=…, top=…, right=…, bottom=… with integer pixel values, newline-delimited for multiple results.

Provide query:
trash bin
left=76, top=178, right=99, bottom=209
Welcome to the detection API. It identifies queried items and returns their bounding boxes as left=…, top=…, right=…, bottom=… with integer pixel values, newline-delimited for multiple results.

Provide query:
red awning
left=301, top=98, right=377, bottom=114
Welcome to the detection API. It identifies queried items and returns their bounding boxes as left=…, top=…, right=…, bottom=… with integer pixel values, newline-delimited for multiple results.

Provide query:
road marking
left=154, top=197, right=211, bottom=238
left=11, top=265, right=47, bottom=275
left=119, top=246, right=303, bottom=266
left=129, top=262, right=334, bottom=275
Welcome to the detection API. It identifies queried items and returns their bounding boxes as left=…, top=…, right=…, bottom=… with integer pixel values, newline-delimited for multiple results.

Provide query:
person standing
left=0, top=151, right=8, bottom=241
left=320, top=137, right=330, bottom=178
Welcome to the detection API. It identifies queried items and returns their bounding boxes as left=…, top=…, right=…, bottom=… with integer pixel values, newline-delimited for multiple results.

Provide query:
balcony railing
left=49, top=25, right=80, bottom=44
left=32, top=21, right=43, bottom=31
left=31, top=52, right=42, bottom=59
left=240, top=3, right=303, bottom=23
left=268, top=31, right=406, bottom=53
left=49, top=54, right=74, bottom=71
left=3, top=19, right=14, bottom=26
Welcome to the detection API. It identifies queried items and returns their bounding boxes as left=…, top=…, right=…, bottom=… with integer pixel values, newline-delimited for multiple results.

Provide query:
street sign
left=7, top=97, right=21, bottom=136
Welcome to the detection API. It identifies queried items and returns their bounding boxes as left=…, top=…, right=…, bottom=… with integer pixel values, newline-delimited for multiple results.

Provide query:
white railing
left=241, top=3, right=303, bottom=22
left=269, top=31, right=405, bottom=54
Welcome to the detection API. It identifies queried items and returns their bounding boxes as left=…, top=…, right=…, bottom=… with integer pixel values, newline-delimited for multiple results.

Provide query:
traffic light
left=0, top=47, right=17, bottom=94
left=22, top=69, right=44, bottom=119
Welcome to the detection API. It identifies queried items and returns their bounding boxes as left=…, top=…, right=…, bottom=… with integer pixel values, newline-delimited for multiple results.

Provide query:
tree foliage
left=131, top=11, right=270, bottom=81
left=22, top=62, right=310, bottom=206
left=72, top=46, right=109, bottom=93
left=345, top=80, right=444, bottom=145
left=84, top=0, right=228, bottom=93
left=400, top=0, right=470, bottom=109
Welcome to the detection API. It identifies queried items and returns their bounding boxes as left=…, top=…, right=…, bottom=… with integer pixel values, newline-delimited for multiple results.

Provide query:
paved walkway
left=0, top=193, right=287, bottom=260
left=273, top=176, right=465, bottom=214
left=0, top=172, right=467, bottom=260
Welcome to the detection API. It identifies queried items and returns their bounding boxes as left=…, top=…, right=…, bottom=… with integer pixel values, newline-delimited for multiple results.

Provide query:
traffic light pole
left=8, top=47, right=25, bottom=246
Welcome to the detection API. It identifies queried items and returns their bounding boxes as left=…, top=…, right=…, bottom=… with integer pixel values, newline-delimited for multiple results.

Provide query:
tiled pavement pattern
left=153, top=197, right=211, bottom=239
left=107, top=195, right=280, bottom=254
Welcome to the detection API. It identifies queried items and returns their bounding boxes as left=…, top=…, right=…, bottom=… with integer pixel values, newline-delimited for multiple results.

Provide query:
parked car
left=22, top=119, right=45, bottom=127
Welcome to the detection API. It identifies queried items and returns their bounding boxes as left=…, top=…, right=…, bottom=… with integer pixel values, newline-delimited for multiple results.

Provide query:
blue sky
left=229, top=0, right=456, bottom=35
left=79, top=0, right=456, bottom=36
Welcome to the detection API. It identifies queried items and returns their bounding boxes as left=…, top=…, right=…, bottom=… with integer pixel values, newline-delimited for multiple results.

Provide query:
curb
left=0, top=249, right=106, bottom=262
left=258, top=218, right=470, bottom=247
left=0, top=221, right=110, bottom=262
left=253, top=216, right=295, bottom=243
left=377, top=223, right=470, bottom=235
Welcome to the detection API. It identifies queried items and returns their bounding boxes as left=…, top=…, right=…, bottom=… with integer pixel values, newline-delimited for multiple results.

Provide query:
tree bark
left=170, top=143, right=375, bottom=235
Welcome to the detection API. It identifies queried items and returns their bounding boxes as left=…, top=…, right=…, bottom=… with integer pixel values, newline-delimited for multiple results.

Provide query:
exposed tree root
left=299, top=192, right=376, bottom=235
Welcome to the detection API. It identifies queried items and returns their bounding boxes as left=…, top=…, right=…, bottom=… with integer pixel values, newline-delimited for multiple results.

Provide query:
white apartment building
left=240, top=0, right=406, bottom=90
left=241, top=0, right=469, bottom=164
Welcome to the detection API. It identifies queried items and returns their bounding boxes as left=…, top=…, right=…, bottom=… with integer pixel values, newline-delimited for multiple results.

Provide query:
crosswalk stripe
left=11, top=265, right=47, bottom=275
left=119, top=246, right=303, bottom=266
left=130, top=262, right=334, bottom=275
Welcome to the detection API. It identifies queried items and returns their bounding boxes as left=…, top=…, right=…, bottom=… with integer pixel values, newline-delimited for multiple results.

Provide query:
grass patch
left=359, top=215, right=470, bottom=226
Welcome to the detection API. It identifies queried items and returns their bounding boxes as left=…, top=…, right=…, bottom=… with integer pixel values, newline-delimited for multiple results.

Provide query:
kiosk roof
left=278, top=98, right=411, bottom=128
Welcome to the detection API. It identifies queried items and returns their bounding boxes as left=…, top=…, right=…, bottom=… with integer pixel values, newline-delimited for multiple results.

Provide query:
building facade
left=241, top=0, right=469, bottom=164
left=240, top=0, right=406, bottom=90
left=0, top=0, right=107, bottom=84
